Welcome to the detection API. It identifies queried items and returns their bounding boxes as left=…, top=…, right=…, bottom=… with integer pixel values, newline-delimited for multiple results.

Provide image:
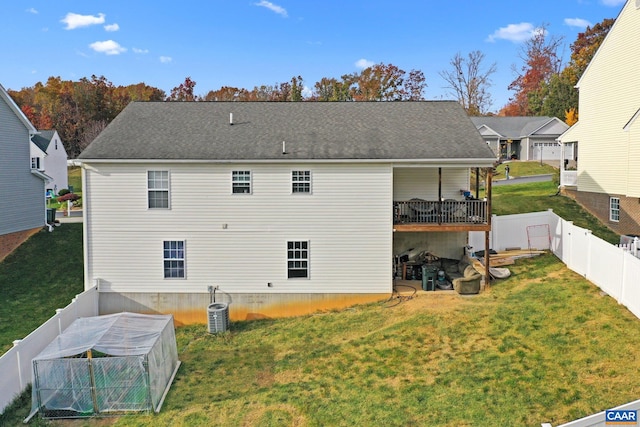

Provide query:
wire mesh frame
left=33, top=355, right=154, bottom=419
left=526, top=224, right=551, bottom=251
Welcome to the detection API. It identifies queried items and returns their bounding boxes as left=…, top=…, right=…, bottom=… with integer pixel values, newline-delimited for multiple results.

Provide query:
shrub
left=57, top=193, right=80, bottom=203
left=58, top=188, right=71, bottom=196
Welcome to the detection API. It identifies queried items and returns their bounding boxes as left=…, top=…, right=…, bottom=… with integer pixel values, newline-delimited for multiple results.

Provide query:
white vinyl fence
left=470, top=210, right=640, bottom=320
left=471, top=210, right=640, bottom=427
left=0, top=286, right=98, bottom=414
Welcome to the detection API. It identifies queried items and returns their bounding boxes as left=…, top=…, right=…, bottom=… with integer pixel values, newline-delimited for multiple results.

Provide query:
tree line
left=8, top=17, right=612, bottom=158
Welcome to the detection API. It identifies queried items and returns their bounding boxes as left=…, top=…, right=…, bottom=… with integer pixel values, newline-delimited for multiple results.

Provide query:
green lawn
left=0, top=224, right=84, bottom=355
left=0, top=163, right=633, bottom=426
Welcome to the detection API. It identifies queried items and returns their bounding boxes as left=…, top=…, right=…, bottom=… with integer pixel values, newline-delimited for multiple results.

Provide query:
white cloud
left=104, top=23, right=119, bottom=32
left=89, top=40, right=126, bottom=55
left=564, top=18, right=592, bottom=29
left=486, top=22, right=537, bottom=43
left=133, top=47, right=149, bottom=54
left=301, top=86, right=312, bottom=98
left=254, top=1, right=288, bottom=17
left=355, top=58, right=375, bottom=69
left=62, top=12, right=105, bottom=30
left=26, top=8, right=38, bottom=14
left=159, top=56, right=172, bottom=64
left=600, top=0, right=625, bottom=5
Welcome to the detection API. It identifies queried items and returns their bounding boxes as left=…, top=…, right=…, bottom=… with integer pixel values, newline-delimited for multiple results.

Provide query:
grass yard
left=0, top=223, right=84, bottom=355
left=494, top=160, right=558, bottom=180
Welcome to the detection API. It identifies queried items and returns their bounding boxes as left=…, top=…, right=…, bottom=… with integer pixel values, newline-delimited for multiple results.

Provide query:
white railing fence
left=0, top=286, right=98, bottom=415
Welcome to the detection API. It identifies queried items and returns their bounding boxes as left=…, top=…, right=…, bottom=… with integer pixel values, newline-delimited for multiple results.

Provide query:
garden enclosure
left=27, top=312, right=180, bottom=420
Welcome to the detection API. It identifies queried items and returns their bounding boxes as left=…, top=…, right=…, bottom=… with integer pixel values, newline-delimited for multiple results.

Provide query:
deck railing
left=393, top=199, right=488, bottom=225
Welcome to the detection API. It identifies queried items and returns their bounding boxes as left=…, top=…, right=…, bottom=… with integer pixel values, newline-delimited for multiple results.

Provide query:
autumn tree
left=203, top=86, right=250, bottom=101
left=528, top=18, right=614, bottom=122
left=350, top=63, right=407, bottom=101
left=439, top=50, right=497, bottom=115
left=501, top=24, right=563, bottom=116
left=312, top=77, right=353, bottom=101
left=167, top=77, right=198, bottom=101
left=10, top=76, right=165, bottom=157
left=404, top=69, right=427, bottom=101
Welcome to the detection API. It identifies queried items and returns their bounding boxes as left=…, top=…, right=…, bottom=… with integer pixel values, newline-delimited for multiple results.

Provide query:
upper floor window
left=148, top=171, right=169, bottom=209
left=610, top=197, right=620, bottom=222
left=292, top=171, right=311, bottom=194
left=287, top=241, right=309, bottom=278
left=31, top=157, right=41, bottom=170
left=232, top=170, right=251, bottom=194
left=163, top=240, right=185, bottom=278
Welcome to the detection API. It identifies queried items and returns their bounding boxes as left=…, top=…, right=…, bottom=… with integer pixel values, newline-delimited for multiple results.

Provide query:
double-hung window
left=232, top=170, right=251, bottom=194
left=148, top=171, right=169, bottom=209
left=292, top=170, right=311, bottom=194
left=287, top=241, right=309, bottom=278
left=610, top=197, right=620, bottom=222
left=163, top=240, right=185, bottom=278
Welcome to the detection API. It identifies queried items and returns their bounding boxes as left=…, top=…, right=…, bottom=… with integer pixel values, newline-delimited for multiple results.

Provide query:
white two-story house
left=559, top=0, right=640, bottom=235
left=77, top=101, right=496, bottom=324
left=31, top=130, right=69, bottom=195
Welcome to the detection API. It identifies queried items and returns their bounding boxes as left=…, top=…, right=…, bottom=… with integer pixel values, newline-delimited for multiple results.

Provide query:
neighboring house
left=559, top=0, right=640, bottom=235
left=0, top=83, right=50, bottom=261
left=77, top=101, right=497, bottom=323
left=31, top=130, right=69, bottom=195
left=471, top=116, right=571, bottom=162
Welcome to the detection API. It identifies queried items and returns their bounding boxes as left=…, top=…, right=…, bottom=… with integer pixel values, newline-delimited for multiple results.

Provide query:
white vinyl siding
left=163, top=240, right=186, bottom=278
left=82, top=162, right=392, bottom=294
left=610, top=197, right=620, bottom=222
left=232, top=170, right=251, bottom=194
left=393, top=167, right=470, bottom=201
left=291, top=170, right=311, bottom=194
left=148, top=170, right=169, bottom=209
left=573, top=1, right=640, bottom=196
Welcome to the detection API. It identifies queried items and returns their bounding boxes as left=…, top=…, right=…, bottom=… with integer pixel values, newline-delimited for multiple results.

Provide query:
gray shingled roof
left=79, top=101, right=496, bottom=162
left=470, top=116, right=559, bottom=139
left=31, top=130, right=55, bottom=152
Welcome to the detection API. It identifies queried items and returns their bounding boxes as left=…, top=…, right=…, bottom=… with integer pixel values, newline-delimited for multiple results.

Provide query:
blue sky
left=0, top=0, right=626, bottom=112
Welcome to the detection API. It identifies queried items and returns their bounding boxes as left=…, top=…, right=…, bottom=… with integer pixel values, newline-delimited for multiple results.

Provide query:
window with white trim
left=292, top=170, right=311, bottom=194
left=232, top=170, right=251, bottom=194
left=31, top=157, right=41, bottom=170
left=163, top=240, right=185, bottom=278
left=287, top=241, right=309, bottom=278
left=148, top=171, right=169, bottom=209
left=610, top=197, right=620, bottom=222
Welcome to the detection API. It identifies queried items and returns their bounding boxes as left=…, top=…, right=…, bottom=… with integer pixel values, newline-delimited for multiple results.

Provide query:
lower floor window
left=287, top=241, right=309, bottom=278
left=164, top=240, right=185, bottom=278
left=610, top=197, right=620, bottom=222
